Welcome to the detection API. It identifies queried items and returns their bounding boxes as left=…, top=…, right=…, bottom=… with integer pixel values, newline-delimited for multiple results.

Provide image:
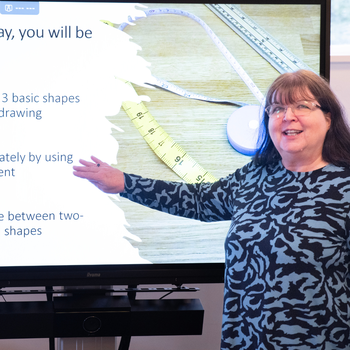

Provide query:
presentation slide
left=0, top=1, right=321, bottom=266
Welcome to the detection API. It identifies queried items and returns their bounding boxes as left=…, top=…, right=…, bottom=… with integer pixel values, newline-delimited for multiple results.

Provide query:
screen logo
left=0, top=1, right=39, bottom=15
left=87, top=272, right=101, bottom=278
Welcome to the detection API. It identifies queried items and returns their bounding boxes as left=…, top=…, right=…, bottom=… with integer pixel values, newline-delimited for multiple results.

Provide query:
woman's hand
left=73, top=156, right=125, bottom=194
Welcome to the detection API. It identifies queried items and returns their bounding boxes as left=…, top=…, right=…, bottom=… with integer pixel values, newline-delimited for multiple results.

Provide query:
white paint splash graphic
left=0, top=3, right=152, bottom=265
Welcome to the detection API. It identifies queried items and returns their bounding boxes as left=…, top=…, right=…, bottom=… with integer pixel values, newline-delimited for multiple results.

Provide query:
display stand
left=0, top=286, right=204, bottom=350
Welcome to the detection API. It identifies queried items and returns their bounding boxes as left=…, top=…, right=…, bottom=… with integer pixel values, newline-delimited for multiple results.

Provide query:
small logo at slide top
left=0, top=1, right=39, bottom=15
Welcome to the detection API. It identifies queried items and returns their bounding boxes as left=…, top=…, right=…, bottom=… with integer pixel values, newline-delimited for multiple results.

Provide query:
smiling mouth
left=283, top=130, right=302, bottom=136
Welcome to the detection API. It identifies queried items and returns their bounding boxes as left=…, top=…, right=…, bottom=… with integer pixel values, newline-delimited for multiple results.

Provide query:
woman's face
left=268, top=89, right=331, bottom=169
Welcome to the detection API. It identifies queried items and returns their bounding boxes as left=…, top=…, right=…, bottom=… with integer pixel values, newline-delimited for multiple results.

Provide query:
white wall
left=330, top=58, right=350, bottom=118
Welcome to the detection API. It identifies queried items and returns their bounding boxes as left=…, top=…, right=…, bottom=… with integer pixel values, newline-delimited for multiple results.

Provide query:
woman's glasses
left=265, top=101, right=322, bottom=118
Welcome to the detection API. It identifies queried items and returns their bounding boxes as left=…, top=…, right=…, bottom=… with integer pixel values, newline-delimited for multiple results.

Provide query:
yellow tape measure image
left=122, top=81, right=218, bottom=183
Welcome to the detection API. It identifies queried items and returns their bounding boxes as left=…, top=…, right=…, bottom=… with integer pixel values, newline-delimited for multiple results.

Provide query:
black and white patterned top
left=121, top=161, right=350, bottom=349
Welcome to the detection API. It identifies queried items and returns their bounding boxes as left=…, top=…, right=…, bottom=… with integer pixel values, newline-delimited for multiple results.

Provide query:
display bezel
left=0, top=0, right=330, bottom=289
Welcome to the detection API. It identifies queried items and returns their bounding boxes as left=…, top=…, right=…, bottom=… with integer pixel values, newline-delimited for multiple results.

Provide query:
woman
left=73, top=70, right=350, bottom=349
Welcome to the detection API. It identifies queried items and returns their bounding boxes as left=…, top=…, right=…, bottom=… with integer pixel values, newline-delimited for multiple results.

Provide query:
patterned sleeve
left=119, top=170, right=243, bottom=222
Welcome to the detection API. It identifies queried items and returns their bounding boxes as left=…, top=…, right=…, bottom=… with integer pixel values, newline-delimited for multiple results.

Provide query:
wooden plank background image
left=106, top=3, right=321, bottom=263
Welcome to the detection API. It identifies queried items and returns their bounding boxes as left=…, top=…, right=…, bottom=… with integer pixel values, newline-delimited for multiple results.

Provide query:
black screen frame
left=0, top=0, right=331, bottom=289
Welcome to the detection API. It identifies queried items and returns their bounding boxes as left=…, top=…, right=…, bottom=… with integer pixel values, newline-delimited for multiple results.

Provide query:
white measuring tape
left=119, top=7, right=265, bottom=104
left=146, top=76, right=249, bottom=108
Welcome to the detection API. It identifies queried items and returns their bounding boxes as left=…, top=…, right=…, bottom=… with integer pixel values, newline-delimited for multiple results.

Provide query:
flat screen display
left=0, top=0, right=330, bottom=287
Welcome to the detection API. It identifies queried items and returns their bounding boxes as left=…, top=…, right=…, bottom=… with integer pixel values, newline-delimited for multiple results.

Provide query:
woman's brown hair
left=253, top=70, right=350, bottom=167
